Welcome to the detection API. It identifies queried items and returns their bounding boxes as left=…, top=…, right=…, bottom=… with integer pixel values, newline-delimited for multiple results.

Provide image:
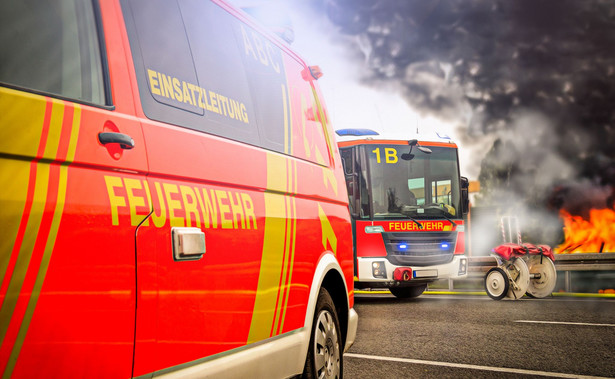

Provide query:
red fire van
left=0, top=0, right=357, bottom=377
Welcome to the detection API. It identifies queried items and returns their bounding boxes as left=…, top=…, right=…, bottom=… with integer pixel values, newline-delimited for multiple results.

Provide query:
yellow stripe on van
left=278, top=160, right=297, bottom=332
left=0, top=89, right=46, bottom=288
left=4, top=105, right=81, bottom=378
left=0, top=88, right=47, bottom=158
left=0, top=164, right=50, bottom=347
left=0, top=100, right=63, bottom=353
left=247, top=151, right=299, bottom=343
left=248, top=152, right=288, bottom=343
left=0, top=87, right=46, bottom=286
left=272, top=159, right=297, bottom=335
left=0, top=160, right=30, bottom=284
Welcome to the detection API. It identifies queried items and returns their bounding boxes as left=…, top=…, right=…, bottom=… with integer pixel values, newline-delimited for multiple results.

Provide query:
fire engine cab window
left=366, top=145, right=461, bottom=219
left=0, top=0, right=105, bottom=105
left=122, top=0, right=260, bottom=145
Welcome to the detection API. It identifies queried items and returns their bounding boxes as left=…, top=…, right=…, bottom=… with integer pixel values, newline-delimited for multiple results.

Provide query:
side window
left=232, top=19, right=287, bottom=152
left=232, top=11, right=331, bottom=166
left=0, top=0, right=105, bottom=105
left=341, top=147, right=357, bottom=214
left=179, top=0, right=259, bottom=139
left=340, top=148, right=352, bottom=176
left=122, top=0, right=260, bottom=144
left=123, top=0, right=331, bottom=164
left=126, top=0, right=201, bottom=116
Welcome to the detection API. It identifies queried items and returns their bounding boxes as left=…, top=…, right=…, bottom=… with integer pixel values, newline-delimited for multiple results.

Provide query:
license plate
left=413, top=269, right=438, bottom=278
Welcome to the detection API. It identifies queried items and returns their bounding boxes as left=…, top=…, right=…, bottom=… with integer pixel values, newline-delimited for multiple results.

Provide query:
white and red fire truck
left=337, top=129, right=470, bottom=298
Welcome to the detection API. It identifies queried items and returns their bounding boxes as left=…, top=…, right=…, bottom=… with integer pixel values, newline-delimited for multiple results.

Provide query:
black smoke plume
left=307, top=0, right=615, bottom=244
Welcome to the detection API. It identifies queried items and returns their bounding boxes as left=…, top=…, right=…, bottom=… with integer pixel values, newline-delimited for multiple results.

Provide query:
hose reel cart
left=484, top=217, right=557, bottom=300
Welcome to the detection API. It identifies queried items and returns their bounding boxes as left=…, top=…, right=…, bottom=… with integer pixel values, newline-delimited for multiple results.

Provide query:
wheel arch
left=321, top=267, right=349, bottom=348
left=299, top=252, right=351, bottom=364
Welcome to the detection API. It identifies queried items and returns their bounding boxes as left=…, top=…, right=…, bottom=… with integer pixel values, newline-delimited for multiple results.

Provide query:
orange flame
left=555, top=208, right=615, bottom=253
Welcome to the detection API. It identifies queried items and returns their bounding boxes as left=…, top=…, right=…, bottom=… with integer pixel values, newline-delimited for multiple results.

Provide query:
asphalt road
left=344, top=293, right=615, bottom=378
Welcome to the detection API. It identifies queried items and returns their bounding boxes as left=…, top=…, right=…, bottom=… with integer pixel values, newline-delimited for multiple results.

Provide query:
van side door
left=121, top=0, right=269, bottom=374
left=0, top=0, right=147, bottom=377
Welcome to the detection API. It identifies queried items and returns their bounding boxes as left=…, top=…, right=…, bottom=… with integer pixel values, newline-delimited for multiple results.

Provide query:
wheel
left=302, top=288, right=342, bottom=379
left=505, top=258, right=530, bottom=300
left=484, top=267, right=509, bottom=300
left=525, top=255, right=557, bottom=298
left=389, top=284, right=427, bottom=299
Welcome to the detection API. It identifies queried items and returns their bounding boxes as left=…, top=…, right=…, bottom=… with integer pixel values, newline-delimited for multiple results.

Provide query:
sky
left=284, top=3, right=481, bottom=179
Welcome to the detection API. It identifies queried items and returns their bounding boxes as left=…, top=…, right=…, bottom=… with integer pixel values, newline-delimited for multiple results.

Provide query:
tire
left=484, top=267, right=509, bottom=300
left=302, top=288, right=343, bottom=379
left=389, top=284, right=426, bottom=299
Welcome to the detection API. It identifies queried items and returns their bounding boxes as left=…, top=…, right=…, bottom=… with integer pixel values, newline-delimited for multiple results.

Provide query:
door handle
left=98, top=132, right=135, bottom=150
left=172, top=227, right=206, bottom=261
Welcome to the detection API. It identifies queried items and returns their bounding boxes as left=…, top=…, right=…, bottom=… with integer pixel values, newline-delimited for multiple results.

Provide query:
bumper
left=344, top=308, right=358, bottom=353
left=356, top=255, right=468, bottom=283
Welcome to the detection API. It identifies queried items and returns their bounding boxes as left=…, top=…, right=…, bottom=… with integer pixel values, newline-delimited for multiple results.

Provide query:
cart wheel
left=505, top=257, right=530, bottom=300
left=485, top=267, right=509, bottom=300
left=525, top=255, right=557, bottom=298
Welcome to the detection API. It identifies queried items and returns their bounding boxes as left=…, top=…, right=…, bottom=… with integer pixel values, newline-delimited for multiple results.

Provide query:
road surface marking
left=515, top=320, right=615, bottom=327
left=345, top=353, right=612, bottom=379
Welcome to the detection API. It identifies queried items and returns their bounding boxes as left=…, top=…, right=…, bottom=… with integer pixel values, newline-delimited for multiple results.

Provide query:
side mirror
left=460, top=176, right=470, bottom=215
left=402, top=139, right=431, bottom=160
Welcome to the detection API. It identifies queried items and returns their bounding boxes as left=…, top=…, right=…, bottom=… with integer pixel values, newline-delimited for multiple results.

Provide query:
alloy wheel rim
left=314, top=310, right=340, bottom=379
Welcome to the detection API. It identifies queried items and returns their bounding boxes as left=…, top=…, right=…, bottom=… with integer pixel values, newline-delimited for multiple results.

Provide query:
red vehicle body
left=0, top=1, right=356, bottom=377
left=336, top=129, right=469, bottom=298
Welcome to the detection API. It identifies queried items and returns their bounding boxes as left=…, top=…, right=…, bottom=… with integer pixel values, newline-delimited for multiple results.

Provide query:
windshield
left=365, top=144, right=461, bottom=220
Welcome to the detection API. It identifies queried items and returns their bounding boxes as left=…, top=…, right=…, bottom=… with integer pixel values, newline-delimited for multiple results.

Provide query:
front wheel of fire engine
left=302, top=287, right=342, bottom=379
left=389, top=284, right=427, bottom=299
left=485, top=267, right=509, bottom=300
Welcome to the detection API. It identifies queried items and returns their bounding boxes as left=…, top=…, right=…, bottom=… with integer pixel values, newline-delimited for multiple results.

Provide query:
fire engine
left=0, top=0, right=356, bottom=377
left=337, top=129, right=470, bottom=298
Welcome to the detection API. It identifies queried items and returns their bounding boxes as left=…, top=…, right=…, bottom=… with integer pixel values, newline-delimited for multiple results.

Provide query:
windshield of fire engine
left=366, top=144, right=461, bottom=220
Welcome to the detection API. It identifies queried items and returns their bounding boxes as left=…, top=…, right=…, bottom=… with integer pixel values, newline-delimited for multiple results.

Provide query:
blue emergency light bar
left=335, top=128, right=379, bottom=136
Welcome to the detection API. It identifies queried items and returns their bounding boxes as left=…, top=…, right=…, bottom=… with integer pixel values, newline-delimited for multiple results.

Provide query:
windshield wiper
left=423, top=204, right=456, bottom=228
left=399, top=206, right=424, bottom=229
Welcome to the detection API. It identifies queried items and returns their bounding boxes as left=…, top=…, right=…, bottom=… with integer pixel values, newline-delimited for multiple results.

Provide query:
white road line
left=515, top=320, right=615, bottom=327
left=344, top=353, right=612, bottom=379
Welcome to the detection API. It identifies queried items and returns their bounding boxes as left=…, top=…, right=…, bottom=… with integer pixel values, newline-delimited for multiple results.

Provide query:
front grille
left=383, top=231, right=457, bottom=266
